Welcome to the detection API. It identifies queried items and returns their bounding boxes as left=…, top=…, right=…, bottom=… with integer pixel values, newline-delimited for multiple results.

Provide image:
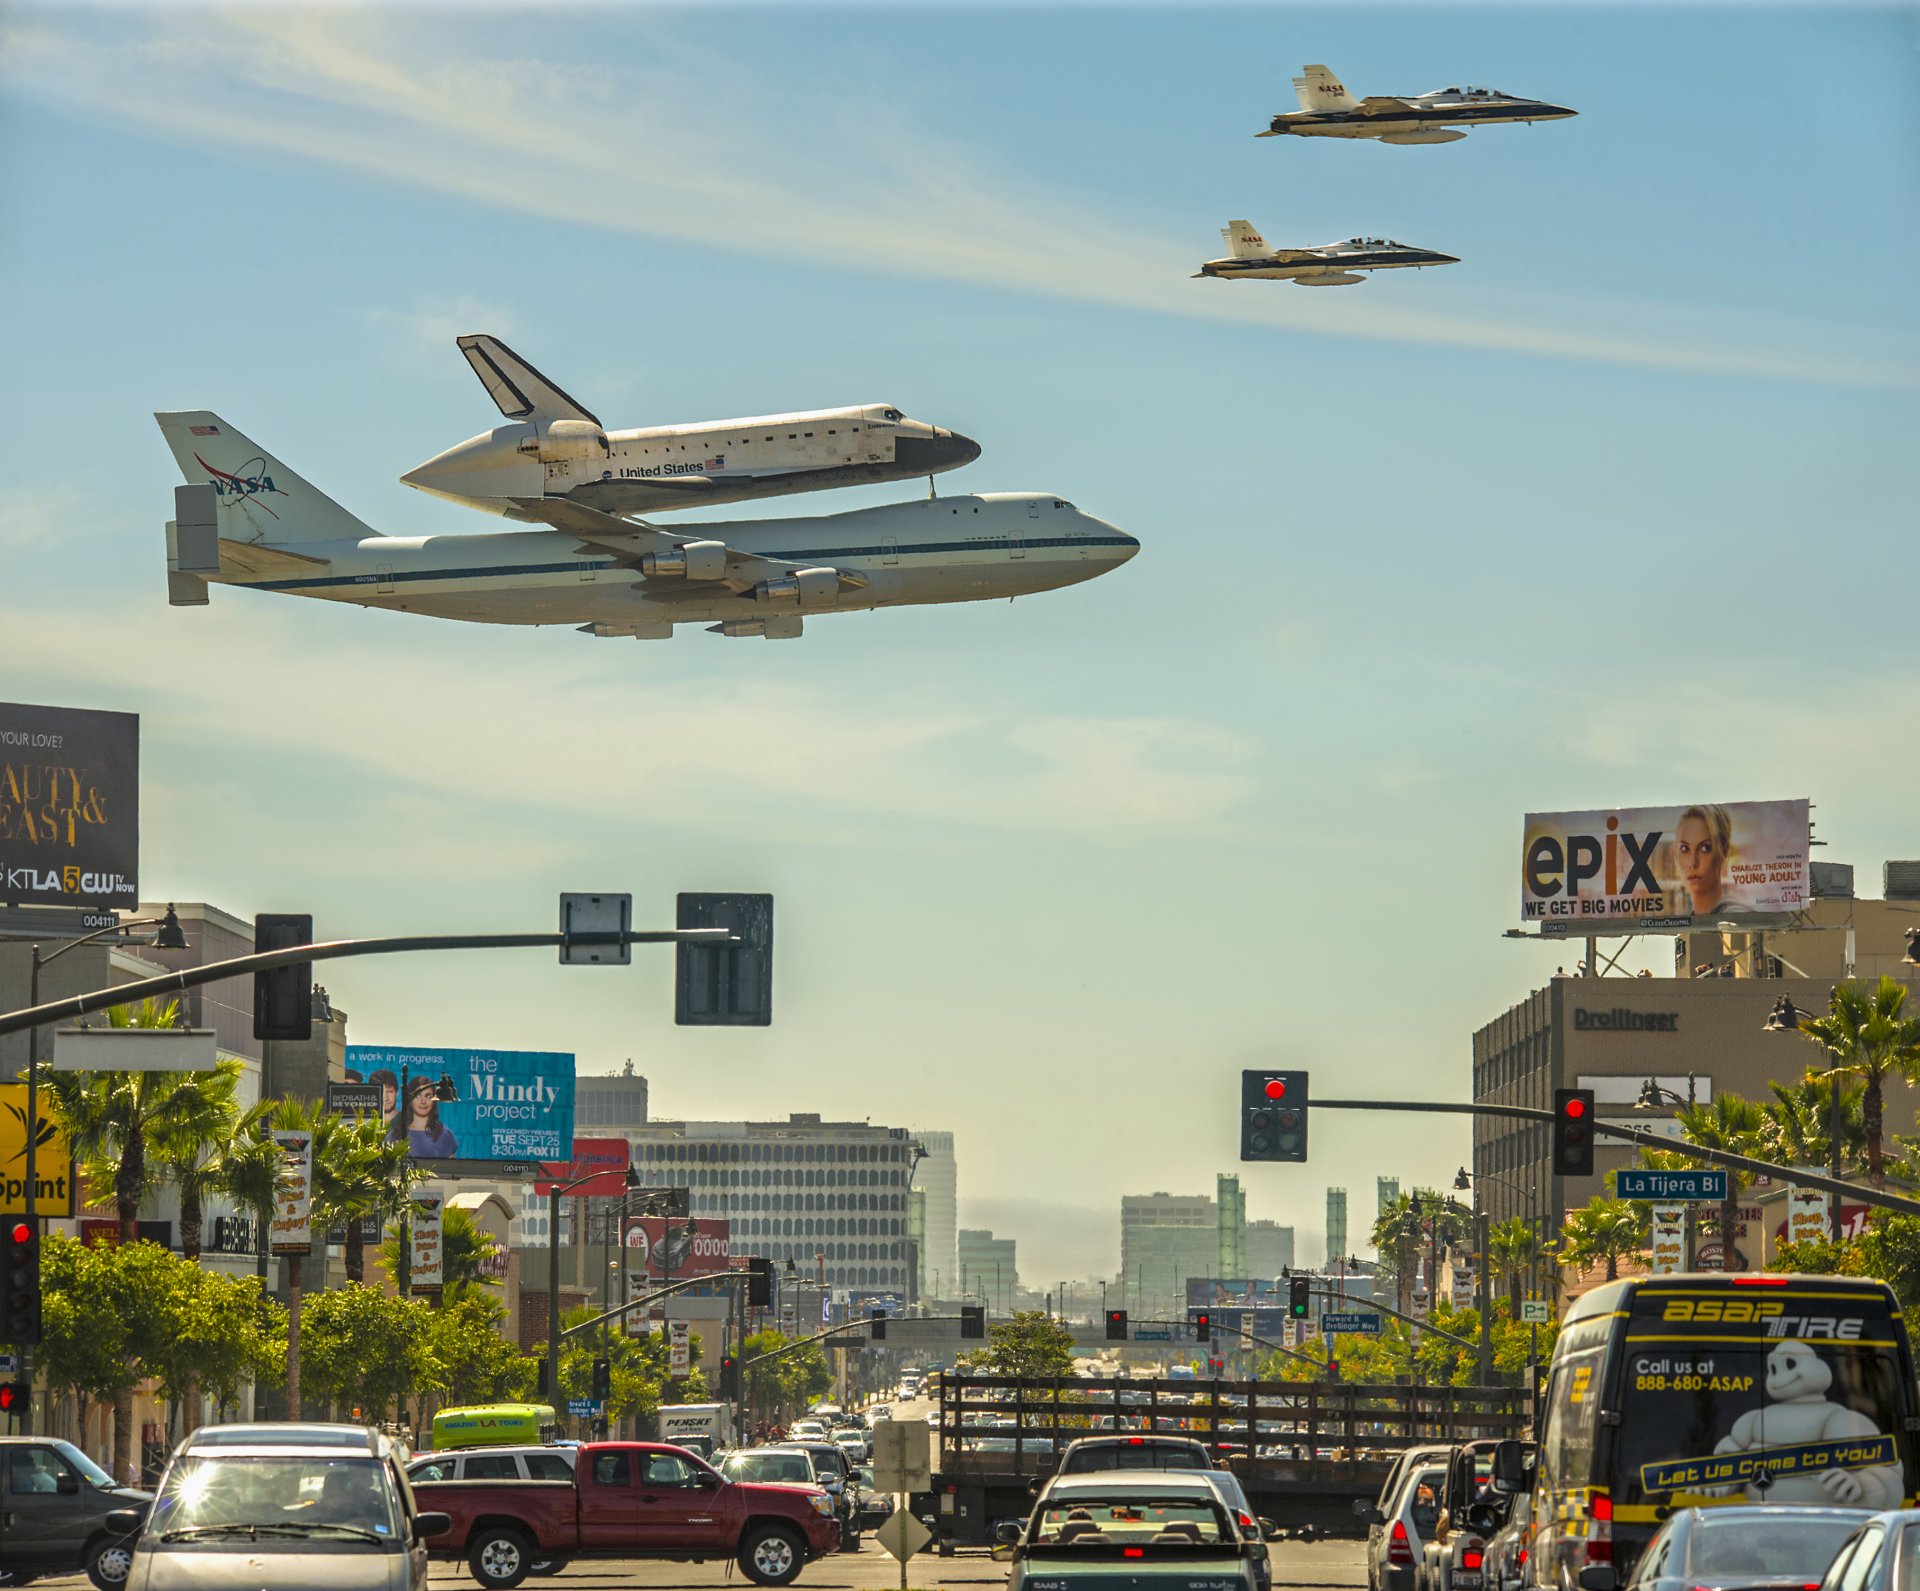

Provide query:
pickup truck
left=413, top=1441, right=840, bottom=1589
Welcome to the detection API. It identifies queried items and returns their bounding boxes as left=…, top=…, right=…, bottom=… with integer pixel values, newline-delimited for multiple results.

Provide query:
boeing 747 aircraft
left=157, top=412, right=1135, bottom=641
left=402, top=335, right=981, bottom=518
left=1194, top=221, right=1458, bottom=285
left=1261, top=64, right=1576, bottom=143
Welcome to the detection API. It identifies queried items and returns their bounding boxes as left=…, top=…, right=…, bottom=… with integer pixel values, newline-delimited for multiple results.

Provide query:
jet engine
left=714, top=617, right=803, bottom=639
left=517, top=419, right=610, bottom=461
left=753, top=568, right=840, bottom=608
left=639, top=540, right=728, bottom=581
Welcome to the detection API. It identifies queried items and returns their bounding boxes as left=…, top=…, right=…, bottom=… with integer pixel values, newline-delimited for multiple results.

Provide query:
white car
left=788, top=1420, right=828, bottom=1441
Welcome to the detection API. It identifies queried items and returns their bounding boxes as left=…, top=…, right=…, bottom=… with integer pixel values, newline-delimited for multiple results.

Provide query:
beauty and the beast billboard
left=0, top=702, right=139, bottom=909
left=1521, top=799, right=1810, bottom=932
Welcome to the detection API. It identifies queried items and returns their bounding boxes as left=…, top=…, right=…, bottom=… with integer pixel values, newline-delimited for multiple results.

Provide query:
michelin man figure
left=1712, top=1340, right=1904, bottom=1507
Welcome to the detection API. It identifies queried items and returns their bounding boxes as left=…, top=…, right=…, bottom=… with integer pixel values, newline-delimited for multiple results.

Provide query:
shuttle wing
left=1358, top=96, right=1417, bottom=114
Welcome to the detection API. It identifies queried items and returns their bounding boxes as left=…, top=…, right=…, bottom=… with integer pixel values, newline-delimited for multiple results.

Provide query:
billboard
left=0, top=1083, right=73, bottom=1215
left=535, top=1137, right=633, bottom=1199
left=1521, top=799, right=1810, bottom=931
left=344, top=1045, right=576, bottom=1169
left=623, top=1216, right=732, bottom=1281
left=1187, top=1278, right=1284, bottom=1308
left=0, top=701, right=139, bottom=909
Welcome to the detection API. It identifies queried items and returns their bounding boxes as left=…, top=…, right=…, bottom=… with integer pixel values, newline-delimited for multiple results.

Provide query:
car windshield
left=1064, top=1443, right=1208, bottom=1472
left=722, top=1453, right=815, bottom=1485
left=1031, top=1496, right=1230, bottom=1549
left=1688, top=1516, right=1865, bottom=1580
left=147, top=1454, right=400, bottom=1542
left=50, top=1441, right=115, bottom=1488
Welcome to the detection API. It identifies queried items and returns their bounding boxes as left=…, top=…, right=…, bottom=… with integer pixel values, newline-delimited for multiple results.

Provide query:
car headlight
left=810, top=1493, right=835, bottom=1516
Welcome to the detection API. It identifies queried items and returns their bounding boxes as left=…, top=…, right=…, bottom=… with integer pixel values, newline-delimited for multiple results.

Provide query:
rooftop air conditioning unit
left=1886, top=862, right=1920, bottom=901
left=1810, top=861, right=1855, bottom=899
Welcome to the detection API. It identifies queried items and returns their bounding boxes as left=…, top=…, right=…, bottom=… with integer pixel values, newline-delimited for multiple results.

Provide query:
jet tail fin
left=1222, top=221, right=1270, bottom=260
left=457, top=335, right=601, bottom=427
left=154, top=412, right=375, bottom=546
left=1293, top=64, right=1358, bottom=112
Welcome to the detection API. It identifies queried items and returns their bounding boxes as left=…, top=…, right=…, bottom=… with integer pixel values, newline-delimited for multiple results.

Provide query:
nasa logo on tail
left=193, top=452, right=289, bottom=518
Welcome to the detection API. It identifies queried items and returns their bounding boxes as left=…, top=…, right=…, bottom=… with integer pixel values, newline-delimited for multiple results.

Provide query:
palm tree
left=1487, top=1218, right=1541, bottom=1316
left=1370, top=1195, right=1426, bottom=1316
left=1760, top=1073, right=1867, bottom=1176
left=1674, top=1094, right=1767, bottom=1270
left=1790, top=977, right=1920, bottom=1186
left=1557, top=1197, right=1647, bottom=1283
left=378, top=1204, right=503, bottom=1303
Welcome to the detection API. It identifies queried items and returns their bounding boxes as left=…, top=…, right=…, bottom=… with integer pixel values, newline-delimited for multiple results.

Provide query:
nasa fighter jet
left=157, top=412, right=1135, bottom=642
left=1194, top=221, right=1458, bottom=286
left=1261, top=64, right=1576, bottom=144
left=403, top=335, right=980, bottom=519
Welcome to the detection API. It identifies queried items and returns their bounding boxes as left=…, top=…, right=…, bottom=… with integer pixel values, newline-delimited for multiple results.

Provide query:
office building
left=1377, top=1177, right=1400, bottom=1217
left=906, top=1187, right=927, bottom=1300
left=1216, top=1174, right=1246, bottom=1280
left=1244, top=1220, right=1295, bottom=1277
left=575, top=1064, right=649, bottom=1129
left=1325, top=1188, right=1348, bottom=1266
left=1120, top=1192, right=1216, bottom=1320
left=625, top=1113, right=916, bottom=1294
left=957, top=1228, right=1017, bottom=1315
left=913, top=1128, right=958, bottom=1299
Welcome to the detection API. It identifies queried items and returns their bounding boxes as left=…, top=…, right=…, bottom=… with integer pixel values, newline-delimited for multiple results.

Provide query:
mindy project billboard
left=1521, top=799, right=1810, bottom=932
left=345, top=1045, right=576, bottom=1172
left=0, top=701, right=139, bottom=909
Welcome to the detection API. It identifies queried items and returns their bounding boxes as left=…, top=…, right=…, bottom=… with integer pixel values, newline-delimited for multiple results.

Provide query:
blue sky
left=2, top=3, right=1915, bottom=1282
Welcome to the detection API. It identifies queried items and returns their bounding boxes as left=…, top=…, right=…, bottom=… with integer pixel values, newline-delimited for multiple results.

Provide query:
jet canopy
left=1346, top=237, right=1401, bottom=248
left=1429, top=85, right=1506, bottom=100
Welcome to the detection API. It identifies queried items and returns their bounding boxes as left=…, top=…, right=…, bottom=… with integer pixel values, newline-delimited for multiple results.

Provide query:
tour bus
left=1522, top=1274, right=1920, bottom=1591
left=429, top=1402, right=561, bottom=1452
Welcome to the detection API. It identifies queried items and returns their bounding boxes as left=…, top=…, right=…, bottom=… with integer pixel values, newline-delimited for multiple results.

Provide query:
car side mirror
left=56, top=1472, right=81, bottom=1496
left=104, top=1507, right=146, bottom=1535
left=413, top=1511, right=452, bottom=1542
left=1466, top=1505, right=1499, bottom=1535
left=1491, top=1440, right=1531, bottom=1494
left=996, top=1522, right=1023, bottom=1545
left=1260, top=1519, right=1281, bottom=1540
left=695, top=1471, right=721, bottom=1489
left=1578, top=1569, right=1617, bottom=1591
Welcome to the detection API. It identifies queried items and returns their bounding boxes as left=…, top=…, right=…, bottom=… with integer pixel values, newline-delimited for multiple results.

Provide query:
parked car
left=113, top=1423, right=442, bottom=1591
left=1363, top=1461, right=1445, bottom=1591
left=414, top=1441, right=838, bottom=1588
left=1815, top=1511, right=1920, bottom=1591
left=0, top=1436, right=151, bottom=1591
left=1623, top=1507, right=1872, bottom=1591
left=997, top=1473, right=1266, bottom=1591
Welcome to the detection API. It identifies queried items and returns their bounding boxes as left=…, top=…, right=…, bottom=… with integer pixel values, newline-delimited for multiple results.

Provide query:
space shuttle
left=403, top=336, right=981, bottom=519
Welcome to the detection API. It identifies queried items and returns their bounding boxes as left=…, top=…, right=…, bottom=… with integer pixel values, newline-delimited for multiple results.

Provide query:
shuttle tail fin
left=1293, top=64, right=1358, bottom=112
left=1222, top=221, right=1270, bottom=259
left=457, top=334, right=602, bottom=427
left=154, top=411, right=375, bottom=545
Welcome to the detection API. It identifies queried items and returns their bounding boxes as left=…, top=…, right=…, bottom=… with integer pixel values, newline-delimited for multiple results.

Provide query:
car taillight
left=1390, top=1520, right=1414, bottom=1567
left=1124, top=1548, right=1144, bottom=1559
left=1584, top=1494, right=1612, bottom=1563
left=1732, top=1276, right=1789, bottom=1286
left=1518, top=1550, right=1528, bottom=1567
left=1464, top=1551, right=1485, bottom=1570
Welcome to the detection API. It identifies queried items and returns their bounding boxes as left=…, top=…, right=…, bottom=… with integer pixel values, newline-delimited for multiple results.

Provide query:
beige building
left=1474, top=889, right=1920, bottom=1249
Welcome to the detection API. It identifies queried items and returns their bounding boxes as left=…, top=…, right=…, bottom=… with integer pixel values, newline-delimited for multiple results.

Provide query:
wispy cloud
left=5, top=7, right=1914, bottom=388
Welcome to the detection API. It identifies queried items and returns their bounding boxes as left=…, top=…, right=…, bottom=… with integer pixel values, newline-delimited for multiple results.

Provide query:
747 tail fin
left=1222, top=221, right=1270, bottom=259
left=1293, top=64, right=1358, bottom=112
left=154, top=411, right=375, bottom=545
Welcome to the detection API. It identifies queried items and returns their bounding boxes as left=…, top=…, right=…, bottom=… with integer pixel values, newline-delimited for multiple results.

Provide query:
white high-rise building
left=914, top=1128, right=958, bottom=1299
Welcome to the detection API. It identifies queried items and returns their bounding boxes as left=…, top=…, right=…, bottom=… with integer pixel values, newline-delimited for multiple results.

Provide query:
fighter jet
left=402, top=334, right=981, bottom=518
left=1260, top=64, right=1576, bottom=144
left=1193, top=221, right=1458, bottom=286
left=156, top=412, right=1136, bottom=642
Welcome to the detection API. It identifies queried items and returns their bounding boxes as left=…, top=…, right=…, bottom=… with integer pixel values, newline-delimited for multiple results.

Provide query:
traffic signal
left=1, top=1221, right=41, bottom=1344
left=959, top=1305, right=985, bottom=1339
left=592, top=1356, right=612, bottom=1401
left=676, top=893, right=774, bottom=1027
left=1194, top=1311, right=1211, bottom=1343
left=719, top=1355, right=740, bottom=1400
left=253, top=913, right=314, bottom=1041
left=1105, top=1309, right=1129, bottom=1341
left=870, top=1308, right=887, bottom=1341
left=1553, top=1088, right=1596, bottom=1178
left=0, top=1382, right=26, bottom=1417
left=1241, top=1070, right=1308, bottom=1163
left=1288, top=1276, right=1310, bottom=1320
left=747, top=1256, right=774, bottom=1308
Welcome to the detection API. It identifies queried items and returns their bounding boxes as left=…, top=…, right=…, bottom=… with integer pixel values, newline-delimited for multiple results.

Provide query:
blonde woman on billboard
left=1675, top=803, right=1750, bottom=916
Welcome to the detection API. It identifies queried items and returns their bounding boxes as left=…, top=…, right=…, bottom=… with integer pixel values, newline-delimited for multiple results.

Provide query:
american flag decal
left=190, top=424, right=220, bottom=436
left=706, top=456, right=725, bottom=470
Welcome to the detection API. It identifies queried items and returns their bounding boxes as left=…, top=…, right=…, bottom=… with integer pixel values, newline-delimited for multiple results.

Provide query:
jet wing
left=217, top=540, right=331, bottom=578
left=1358, top=95, right=1417, bottom=114
left=503, top=496, right=867, bottom=594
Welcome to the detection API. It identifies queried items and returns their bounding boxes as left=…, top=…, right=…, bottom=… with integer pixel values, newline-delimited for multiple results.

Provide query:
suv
left=1054, top=1436, right=1215, bottom=1475
left=0, top=1436, right=150, bottom=1590
left=773, top=1442, right=862, bottom=1550
left=1365, top=1461, right=1445, bottom=1591
left=407, top=1447, right=577, bottom=1485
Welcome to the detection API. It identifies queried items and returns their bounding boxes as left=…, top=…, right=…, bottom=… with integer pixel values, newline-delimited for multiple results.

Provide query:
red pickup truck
left=413, top=1441, right=840, bottom=1589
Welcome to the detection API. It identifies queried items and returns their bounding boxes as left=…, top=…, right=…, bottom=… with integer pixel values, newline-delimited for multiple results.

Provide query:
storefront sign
left=0, top=1083, right=73, bottom=1215
left=1573, top=1009, right=1679, bottom=1032
left=0, top=701, right=139, bottom=909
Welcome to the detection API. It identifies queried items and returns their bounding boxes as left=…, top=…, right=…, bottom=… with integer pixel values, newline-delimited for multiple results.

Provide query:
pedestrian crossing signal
left=0, top=1382, right=26, bottom=1415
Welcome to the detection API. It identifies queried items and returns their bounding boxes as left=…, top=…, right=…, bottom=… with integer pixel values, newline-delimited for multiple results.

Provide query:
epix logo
left=1527, top=813, right=1660, bottom=899
left=194, top=452, right=287, bottom=519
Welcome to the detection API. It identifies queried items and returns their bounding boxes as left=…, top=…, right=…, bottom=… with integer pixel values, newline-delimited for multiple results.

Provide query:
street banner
left=669, top=1320, right=690, bottom=1376
left=0, top=1083, right=73, bottom=1215
left=1650, top=1204, right=1686, bottom=1274
left=270, top=1131, right=313, bottom=1254
left=1450, top=1266, right=1477, bottom=1309
left=535, top=1137, right=632, bottom=1198
left=1787, top=1187, right=1831, bottom=1246
left=1618, top=1168, right=1728, bottom=1202
left=624, top=1215, right=732, bottom=1281
left=345, top=1045, right=576, bottom=1168
left=411, top=1190, right=445, bottom=1288
left=0, top=702, right=139, bottom=910
left=1521, top=799, right=1810, bottom=931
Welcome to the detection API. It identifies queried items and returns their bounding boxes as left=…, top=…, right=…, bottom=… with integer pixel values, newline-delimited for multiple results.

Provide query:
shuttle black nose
left=896, top=431, right=981, bottom=473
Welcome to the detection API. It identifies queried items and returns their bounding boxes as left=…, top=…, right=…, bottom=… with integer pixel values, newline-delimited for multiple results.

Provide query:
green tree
left=424, top=1295, right=537, bottom=1414
left=1760, top=1072, right=1868, bottom=1176
left=966, top=1310, right=1076, bottom=1378
left=1557, top=1196, right=1648, bottom=1282
left=35, top=1234, right=141, bottom=1463
left=558, top=1307, right=691, bottom=1427
left=301, top=1283, right=437, bottom=1422
left=1788, top=977, right=1920, bottom=1186
left=1371, top=1195, right=1427, bottom=1316
left=741, top=1328, right=832, bottom=1421
left=1674, top=1093, right=1768, bottom=1269
left=1486, top=1218, right=1542, bottom=1317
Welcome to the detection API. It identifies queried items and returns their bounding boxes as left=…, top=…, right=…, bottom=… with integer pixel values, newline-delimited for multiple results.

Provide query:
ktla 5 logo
left=1528, top=814, right=1660, bottom=898
left=1, top=865, right=134, bottom=896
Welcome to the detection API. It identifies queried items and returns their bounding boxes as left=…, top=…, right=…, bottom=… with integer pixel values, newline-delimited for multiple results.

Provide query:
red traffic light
left=8, top=1223, right=29, bottom=1246
left=1264, top=1079, right=1287, bottom=1100
left=1563, top=1097, right=1588, bottom=1120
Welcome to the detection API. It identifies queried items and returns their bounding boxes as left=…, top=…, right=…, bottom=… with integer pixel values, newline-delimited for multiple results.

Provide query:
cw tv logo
left=1527, top=813, right=1661, bottom=898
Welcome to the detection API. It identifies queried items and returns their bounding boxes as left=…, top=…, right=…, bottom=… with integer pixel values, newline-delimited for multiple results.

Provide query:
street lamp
left=549, top=1165, right=642, bottom=1415
left=19, top=905, right=187, bottom=1435
left=1765, top=995, right=1845, bottom=1241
